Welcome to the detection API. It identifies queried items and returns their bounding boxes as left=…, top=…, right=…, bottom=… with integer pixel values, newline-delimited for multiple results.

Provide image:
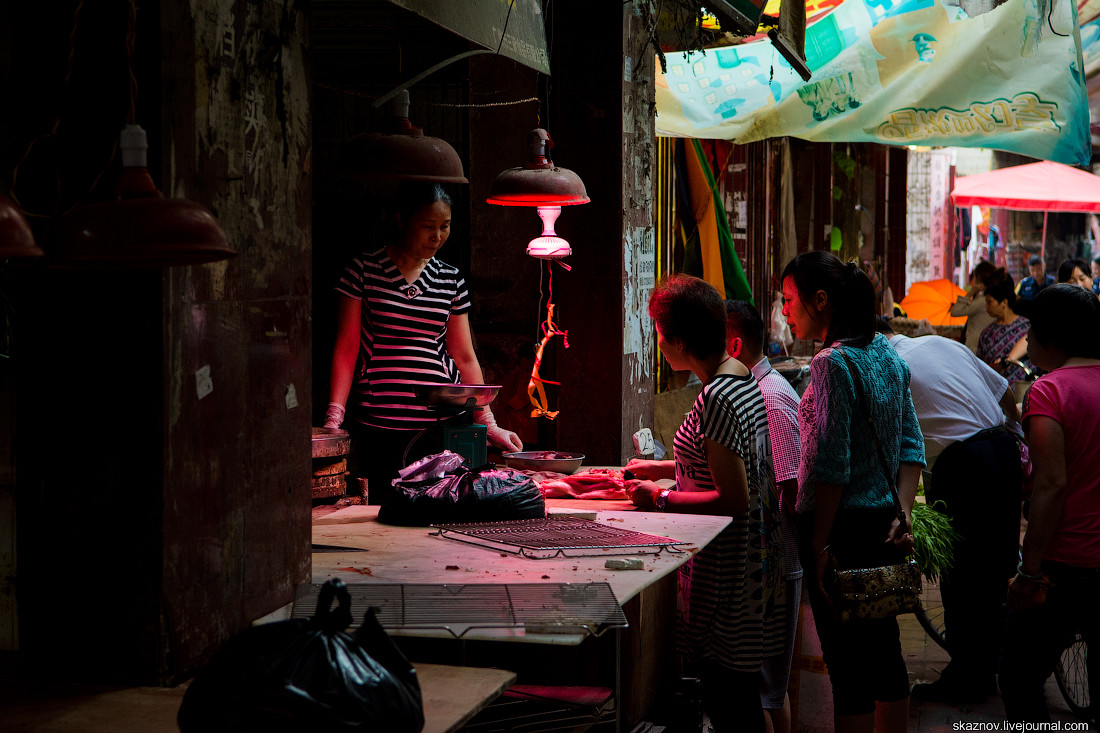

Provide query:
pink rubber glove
left=323, top=402, right=345, bottom=429
left=478, top=410, right=523, bottom=452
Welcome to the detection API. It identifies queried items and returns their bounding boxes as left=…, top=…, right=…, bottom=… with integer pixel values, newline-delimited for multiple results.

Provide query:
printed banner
left=656, top=0, right=1092, bottom=166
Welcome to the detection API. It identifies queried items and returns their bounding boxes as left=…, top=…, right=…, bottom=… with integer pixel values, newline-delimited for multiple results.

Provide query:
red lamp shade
left=51, top=125, right=236, bottom=268
left=55, top=196, right=235, bottom=268
left=0, top=194, right=44, bottom=258
left=343, top=90, right=468, bottom=184
left=487, top=129, right=590, bottom=207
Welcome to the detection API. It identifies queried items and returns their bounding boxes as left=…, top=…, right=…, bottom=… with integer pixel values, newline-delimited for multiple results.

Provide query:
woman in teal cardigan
left=781, top=251, right=925, bottom=733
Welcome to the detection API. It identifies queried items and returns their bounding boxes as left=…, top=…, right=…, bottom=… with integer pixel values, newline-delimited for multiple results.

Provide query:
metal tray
left=431, top=516, right=688, bottom=559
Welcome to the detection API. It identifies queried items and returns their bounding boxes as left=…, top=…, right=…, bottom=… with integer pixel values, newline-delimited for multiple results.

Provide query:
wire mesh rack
left=429, top=516, right=688, bottom=558
left=292, top=582, right=629, bottom=638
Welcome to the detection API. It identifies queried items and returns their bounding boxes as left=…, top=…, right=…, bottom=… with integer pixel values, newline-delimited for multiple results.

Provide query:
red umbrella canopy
left=951, top=161, right=1100, bottom=213
left=899, top=279, right=968, bottom=326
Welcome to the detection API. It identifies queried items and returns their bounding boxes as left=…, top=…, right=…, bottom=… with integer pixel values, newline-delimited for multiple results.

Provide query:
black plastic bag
left=178, top=578, right=424, bottom=733
left=378, top=463, right=545, bottom=526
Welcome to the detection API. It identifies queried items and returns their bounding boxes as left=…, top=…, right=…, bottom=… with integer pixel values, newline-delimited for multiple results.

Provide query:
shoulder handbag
left=829, top=348, right=922, bottom=624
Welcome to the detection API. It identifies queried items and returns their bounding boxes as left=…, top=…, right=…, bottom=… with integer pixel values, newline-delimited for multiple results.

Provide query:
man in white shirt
left=879, top=319, right=1023, bottom=703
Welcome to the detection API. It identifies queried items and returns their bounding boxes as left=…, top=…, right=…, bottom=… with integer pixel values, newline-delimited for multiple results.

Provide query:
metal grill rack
left=292, top=582, right=629, bottom=638
left=430, top=516, right=688, bottom=558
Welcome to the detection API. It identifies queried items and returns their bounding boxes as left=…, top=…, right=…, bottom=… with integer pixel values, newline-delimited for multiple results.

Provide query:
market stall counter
left=310, top=497, right=730, bottom=729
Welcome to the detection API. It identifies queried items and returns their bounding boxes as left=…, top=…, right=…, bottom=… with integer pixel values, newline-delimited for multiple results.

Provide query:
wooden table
left=310, top=499, right=730, bottom=728
left=312, top=499, right=728, bottom=621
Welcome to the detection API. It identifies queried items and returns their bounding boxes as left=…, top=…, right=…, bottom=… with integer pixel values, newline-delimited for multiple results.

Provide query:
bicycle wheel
left=916, top=577, right=948, bottom=650
left=916, top=601, right=947, bottom=650
left=1054, top=632, right=1090, bottom=720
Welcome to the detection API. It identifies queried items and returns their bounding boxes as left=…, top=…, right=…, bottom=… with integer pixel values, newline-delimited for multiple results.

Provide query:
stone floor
left=900, top=586, right=1093, bottom=732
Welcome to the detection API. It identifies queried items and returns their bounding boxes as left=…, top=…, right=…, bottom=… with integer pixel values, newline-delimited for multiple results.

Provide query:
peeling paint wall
left=160, top=0, right=312, bottom=682
left=620, top=3, right=658, bottom=458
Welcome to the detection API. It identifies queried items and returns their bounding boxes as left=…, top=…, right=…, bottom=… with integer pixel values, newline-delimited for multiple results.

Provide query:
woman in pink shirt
left=999, top=284, right=1100, bottom=724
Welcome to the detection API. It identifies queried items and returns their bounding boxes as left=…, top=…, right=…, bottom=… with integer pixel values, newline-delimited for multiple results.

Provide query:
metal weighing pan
left=410, top=383, right=501, bottom=408
left=502, top=451, right=585, bottom=474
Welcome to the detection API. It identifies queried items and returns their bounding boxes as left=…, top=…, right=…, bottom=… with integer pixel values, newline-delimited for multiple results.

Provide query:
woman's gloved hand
left=487, top=425, right=523, bottom=452
left=478, top=410, right=523, bottom=452
left=323, top=402, right=345, bottom=429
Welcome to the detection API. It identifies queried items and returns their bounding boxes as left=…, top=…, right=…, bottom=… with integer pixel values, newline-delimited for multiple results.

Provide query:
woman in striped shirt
left=625, top=274, right=780, bottom=733
left=324, top=183, right=522, bottom=503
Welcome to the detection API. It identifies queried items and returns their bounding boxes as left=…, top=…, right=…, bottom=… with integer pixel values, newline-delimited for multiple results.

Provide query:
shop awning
left=655, top=0, right=1092, bottom=166
left=388, top=0, right=549, bottom=75
left=950, top=161, right=1100, bottom=213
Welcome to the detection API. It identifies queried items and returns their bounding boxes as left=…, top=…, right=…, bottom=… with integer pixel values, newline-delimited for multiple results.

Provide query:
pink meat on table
left=536, top=468, right=628, bottom=500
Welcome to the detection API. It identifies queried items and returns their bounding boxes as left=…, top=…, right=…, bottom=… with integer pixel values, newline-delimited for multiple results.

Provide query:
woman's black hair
left=779, top=251, right=876, bottom=347
left=393, top=182, right=452, bottom=226
left=1028, top=283, right=1100, bottom=358
left=1057, top=257, right=1089, bottom=283
left=649, top=274, right=727, bottom=359
left=983, top=269, right=1017, bottom=309
left=971, top=259, right=997, bottom=287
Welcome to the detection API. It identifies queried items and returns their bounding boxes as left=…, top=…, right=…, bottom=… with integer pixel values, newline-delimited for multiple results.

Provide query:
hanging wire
left=496, top=0, right=517, bottom=55
left=10, top=0, right=85, bottom=215
left=10, top=0, right=136, bottom=218
left=535, top=257, right=546, bottom=348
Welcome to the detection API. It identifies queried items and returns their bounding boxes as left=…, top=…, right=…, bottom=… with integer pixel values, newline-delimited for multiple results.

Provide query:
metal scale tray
left=292, top=581, right=628, bottom=638
left=430, top=516, right=688, bottom=559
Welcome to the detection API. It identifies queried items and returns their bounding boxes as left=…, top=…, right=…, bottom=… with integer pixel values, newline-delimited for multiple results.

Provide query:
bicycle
left=915, top=569, right=1092, bottom=724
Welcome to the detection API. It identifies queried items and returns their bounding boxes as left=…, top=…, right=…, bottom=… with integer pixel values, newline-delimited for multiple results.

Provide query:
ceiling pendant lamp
left=0, top=194, right=44, bottom=258
left=487, top=129, right=589, bottom=207
left=344, top=90, right=468, bottom=183
left=53, top=124, right=236, bottom=268
left=488, top=129, right=588, bottom=260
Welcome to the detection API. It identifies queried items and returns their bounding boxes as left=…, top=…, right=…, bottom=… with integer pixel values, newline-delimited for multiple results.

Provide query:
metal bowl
left=410, top=383, right=501, bottom=408
left=501, top=451, right=585, bottom=475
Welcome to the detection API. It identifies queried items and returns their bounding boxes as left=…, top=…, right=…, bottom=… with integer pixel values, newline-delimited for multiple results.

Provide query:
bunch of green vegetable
left=911, top=500, right=961, bottom=584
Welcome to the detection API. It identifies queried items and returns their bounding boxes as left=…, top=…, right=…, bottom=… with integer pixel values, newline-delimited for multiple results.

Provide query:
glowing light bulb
left=527, top=206, right=572, bottom=259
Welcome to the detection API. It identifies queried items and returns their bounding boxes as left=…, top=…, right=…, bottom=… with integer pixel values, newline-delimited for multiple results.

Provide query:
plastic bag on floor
left=178, top=578, right=424, bottom=733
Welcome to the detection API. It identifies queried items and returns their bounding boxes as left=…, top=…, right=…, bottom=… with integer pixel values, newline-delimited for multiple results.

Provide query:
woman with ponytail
left=780, top=251, right=925, bottom=733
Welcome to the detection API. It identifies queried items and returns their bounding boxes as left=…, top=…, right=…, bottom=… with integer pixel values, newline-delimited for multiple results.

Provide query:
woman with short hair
left=978, top=271, right=1031, bottom=384
left=624, top=274, right=781, bottom=732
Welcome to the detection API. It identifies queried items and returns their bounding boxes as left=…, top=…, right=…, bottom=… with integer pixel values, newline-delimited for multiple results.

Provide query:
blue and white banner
left=655, top=0, right=1092, bottom=166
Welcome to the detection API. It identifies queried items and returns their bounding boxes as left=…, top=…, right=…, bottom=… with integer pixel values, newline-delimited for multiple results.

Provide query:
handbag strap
left=836, top=347, right=909, bottom=534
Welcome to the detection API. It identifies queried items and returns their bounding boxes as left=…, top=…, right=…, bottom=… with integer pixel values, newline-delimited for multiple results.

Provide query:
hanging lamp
left=47, top=0, right=234, bottom=268
left=487, top=129, right=589, bottom=207
left=488, top=129, right=588, bottom=260
left=53, top=124, right=235, bottom=268
left=343, top=90, right=468, bottom=183
left=0, top=195, right=44, bottom=258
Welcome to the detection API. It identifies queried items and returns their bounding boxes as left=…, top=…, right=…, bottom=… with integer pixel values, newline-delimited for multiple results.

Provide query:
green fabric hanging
left=692, top=139, right=753, bottom=304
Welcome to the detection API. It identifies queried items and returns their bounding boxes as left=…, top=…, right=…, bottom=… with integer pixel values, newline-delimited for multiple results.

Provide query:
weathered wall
left=5, top=0, right=311, bottom=684
left=159, top=0, right=312, bottom=681
left=620, top=4, right=659, bottom=460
